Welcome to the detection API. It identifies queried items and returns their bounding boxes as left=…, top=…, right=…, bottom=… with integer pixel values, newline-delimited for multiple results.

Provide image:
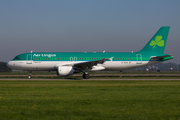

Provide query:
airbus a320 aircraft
left=8, top=26, right=173, bottom=79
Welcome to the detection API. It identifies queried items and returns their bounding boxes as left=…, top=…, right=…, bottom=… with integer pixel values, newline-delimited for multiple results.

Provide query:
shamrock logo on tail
left=150, top=36, right=164, bottom=48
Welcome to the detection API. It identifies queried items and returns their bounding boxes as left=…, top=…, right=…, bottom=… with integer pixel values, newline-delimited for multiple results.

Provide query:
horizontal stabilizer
left=150, top=55, right=173, bottom=60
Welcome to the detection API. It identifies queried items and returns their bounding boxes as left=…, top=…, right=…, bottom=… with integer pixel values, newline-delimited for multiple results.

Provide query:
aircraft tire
left=28, top=75, right=32, bottom=79
left=83, top=74, right=90, bottom=79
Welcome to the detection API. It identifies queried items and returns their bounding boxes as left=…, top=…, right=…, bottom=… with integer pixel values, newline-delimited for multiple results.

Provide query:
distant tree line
left=139, top=62, right=180, bottom=71
left=0, top=62, right=11, bottom=72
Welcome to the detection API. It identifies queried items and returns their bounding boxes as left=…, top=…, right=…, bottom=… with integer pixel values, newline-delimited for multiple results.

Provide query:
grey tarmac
left=1, top=78, right=180, bottom=81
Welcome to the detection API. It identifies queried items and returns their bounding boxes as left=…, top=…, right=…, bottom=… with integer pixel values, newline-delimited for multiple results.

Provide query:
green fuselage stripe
left=11, top=52, right=173, bottom=62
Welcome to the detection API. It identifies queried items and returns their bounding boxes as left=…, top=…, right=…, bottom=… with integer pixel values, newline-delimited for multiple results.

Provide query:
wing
left=73, top=58, right=109, bottom=71
left=57, top=57, right=113, bottom=72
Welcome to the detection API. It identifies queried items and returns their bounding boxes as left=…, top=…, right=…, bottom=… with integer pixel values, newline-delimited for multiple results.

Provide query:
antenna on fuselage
left=31, top=51, right=33, bottom=53
left=103, top=50, right=105, bottom=53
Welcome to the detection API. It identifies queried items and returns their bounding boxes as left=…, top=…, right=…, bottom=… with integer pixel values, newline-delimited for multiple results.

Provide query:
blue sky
left=0, top=0, right=180, bottom=63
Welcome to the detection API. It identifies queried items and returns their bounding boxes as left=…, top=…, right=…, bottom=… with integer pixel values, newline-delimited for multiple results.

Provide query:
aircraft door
left=27, top=54, right=32, bottom=64
left=136, top=54, right=142, bottom=64
left=70, top=57, right=77, bottom=62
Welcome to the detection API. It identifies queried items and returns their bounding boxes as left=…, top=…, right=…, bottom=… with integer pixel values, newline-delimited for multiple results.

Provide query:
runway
left=1, top=78, right=180, bottom=80
left=1, top=74, right=180, bottom=77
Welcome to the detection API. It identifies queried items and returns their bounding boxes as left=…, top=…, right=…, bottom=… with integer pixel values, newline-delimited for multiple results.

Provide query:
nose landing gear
left=28, top=71, right=32, bottom=79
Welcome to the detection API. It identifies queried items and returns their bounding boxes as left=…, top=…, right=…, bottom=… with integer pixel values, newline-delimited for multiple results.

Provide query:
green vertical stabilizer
left=140, top=26, right=170, bottom=54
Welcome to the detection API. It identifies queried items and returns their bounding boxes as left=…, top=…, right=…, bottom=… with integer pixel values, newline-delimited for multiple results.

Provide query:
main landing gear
left=82, top=72, right=90, bottom=79
left=28, top=71, right=32, bottom=79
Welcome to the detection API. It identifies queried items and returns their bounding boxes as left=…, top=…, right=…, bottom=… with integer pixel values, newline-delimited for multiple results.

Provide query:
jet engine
left=57, top=66, right=75, bottom=76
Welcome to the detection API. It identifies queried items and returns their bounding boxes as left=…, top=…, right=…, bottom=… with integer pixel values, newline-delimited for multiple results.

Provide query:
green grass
left=0, top=80, right=180, bottom=120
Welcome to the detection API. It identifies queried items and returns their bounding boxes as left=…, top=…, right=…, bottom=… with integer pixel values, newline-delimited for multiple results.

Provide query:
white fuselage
left=7, top=60, right=159, bottom=71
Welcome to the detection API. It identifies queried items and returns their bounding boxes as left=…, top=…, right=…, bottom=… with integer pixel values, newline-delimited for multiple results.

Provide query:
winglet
left=109, top=57, right=114, bottom=61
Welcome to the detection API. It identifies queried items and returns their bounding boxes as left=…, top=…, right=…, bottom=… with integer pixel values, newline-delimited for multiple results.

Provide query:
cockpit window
left=13, top=56, right=20, bottom=60
left=13, top=57, right=17, bottom=60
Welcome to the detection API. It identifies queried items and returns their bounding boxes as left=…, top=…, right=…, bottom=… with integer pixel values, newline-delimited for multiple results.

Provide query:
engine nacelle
left=57, top=66, right=75, bottom=76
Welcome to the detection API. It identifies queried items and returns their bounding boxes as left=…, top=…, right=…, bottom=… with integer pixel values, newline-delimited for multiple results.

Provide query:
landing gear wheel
left=28, top=71, right=32, bottom=79
left=28, top=75, right=32, bottom=79
left=83, top=73, right=90, bottom=79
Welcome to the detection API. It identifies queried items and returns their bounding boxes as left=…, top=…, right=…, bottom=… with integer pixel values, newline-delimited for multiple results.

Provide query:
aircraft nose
left=7, top=61, right=13, bottom=68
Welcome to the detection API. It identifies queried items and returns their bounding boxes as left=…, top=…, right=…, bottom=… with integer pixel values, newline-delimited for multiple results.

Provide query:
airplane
left=7, top=26, right=173, bottom=79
